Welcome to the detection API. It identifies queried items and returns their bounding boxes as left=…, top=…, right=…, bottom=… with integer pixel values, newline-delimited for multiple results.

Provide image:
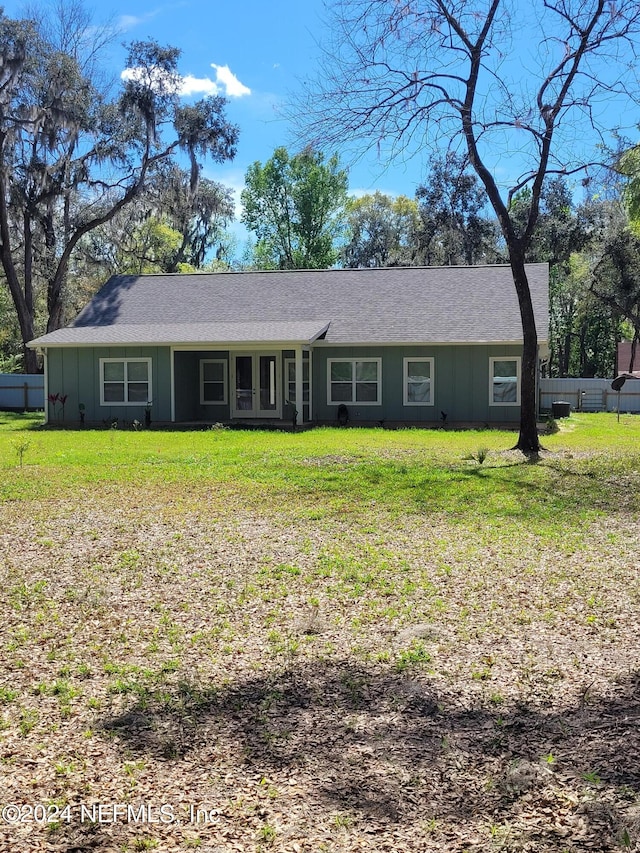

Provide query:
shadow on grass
left=0, top=411, right=45, bottom=430
left=297, top=447, right=640, bottom=525
left=99, top=660, right=640, bottom=849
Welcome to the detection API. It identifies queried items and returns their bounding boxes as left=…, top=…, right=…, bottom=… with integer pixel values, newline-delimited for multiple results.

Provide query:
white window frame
left=327, top=357, right=382, bottom=406
left=199, top=358, right=228, bottom=405
left=284, top=358, right=310, bottom=405
left=99, top=357, right=152, bottom=406
left=489, top=356, right=521, bottom=406
left=403, top=357, right=435, bottom=406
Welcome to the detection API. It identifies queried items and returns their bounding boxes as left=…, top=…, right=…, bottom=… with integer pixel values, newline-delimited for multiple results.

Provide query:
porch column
left=307, top=348, right=313, bottom=423
left=170, top=348, right=176, bottom=422
left=295, top=346, right=304, bottom=425
left=43, top=349, right=49, bottom=425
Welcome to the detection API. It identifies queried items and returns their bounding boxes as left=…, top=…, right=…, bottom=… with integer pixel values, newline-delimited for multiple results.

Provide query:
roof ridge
left=111, top=262, right=547, bottom=279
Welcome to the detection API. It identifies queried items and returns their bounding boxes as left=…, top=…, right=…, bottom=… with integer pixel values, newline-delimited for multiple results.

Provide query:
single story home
left=28, top=264, right=549, bottom=428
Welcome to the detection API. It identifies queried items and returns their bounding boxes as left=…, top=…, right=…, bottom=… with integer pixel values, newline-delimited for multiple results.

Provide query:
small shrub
left=12, top=437, right=30, bottom=467
left=257, top=823, right=277, bottom=844
left=463, top=446, right=489, bottom=464
left=396, top=641, right=431, bottom=671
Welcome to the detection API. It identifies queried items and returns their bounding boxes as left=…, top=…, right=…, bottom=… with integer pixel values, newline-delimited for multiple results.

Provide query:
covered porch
left=170, top=321, right=328, bottom=425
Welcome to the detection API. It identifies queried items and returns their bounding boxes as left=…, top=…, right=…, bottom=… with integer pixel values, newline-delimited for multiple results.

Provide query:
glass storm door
left=232, top=353, right=280, bottom=418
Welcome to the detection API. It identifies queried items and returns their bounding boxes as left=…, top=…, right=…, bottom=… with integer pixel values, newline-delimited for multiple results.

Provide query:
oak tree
left=590, top=228, right=640, bottom=373
left=0, top=4, right=237, bottom=372
left=342, top=191, right=420, bottom=267
left=415, top=152, right=499, bottom=265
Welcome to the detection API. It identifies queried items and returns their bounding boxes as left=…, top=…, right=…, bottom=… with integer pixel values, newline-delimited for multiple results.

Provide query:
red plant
left=48, top=392, right=68, bottom=420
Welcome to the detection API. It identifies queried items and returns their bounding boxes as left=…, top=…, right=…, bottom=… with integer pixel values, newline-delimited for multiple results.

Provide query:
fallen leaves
left=0, top=469, right=639, bottom=852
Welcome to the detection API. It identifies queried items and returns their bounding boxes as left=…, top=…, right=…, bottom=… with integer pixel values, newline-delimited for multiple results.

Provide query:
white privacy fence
left=540, top=378, right=640, bottom=413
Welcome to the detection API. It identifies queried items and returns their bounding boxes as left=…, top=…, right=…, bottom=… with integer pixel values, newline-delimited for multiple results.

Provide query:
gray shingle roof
left=28, top=321, right=331, bottom=347
left=29, top=264, right=549, bottom=348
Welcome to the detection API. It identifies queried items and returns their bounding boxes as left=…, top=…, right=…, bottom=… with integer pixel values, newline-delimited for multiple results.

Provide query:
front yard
left=1, top=414, right=639, bottom=852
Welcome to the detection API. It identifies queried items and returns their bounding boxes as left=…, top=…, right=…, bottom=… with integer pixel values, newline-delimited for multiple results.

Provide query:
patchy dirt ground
left=1, top=478, right=639, bottom=853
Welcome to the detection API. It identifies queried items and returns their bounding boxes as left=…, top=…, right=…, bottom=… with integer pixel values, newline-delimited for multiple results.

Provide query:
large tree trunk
left=509, top=254, right=541, bottom=454
left=0, top=252, right=40, bottom=373
left=22, top=345, right=39, bottom=374
left=629, top=329, right=639, bottom=374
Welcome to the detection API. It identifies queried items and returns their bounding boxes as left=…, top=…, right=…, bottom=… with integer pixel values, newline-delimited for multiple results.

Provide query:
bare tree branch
left=292, top=0, right=640, bottom=452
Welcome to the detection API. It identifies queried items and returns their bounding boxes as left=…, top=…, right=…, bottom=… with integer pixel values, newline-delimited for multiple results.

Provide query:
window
left=327, top=358, right=381, bottom=405
left=284, top=358, right=310, bottom=404
left=100, top=358, right=151, bottom=405
left=200, top=359, right=227, bottom=405
left=403, top=357, right=434, bottom=406
left=489, top=357, right=520, bottom=405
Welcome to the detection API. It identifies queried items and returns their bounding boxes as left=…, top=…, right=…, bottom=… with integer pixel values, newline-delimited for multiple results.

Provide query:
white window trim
left=327, top=357, right=382, bottom=406
left=199, top=358, right=228, bottom=405
left=284, top=357, right=310, bottom=404
left=99, top=357, right=152, bottom=407
left=403, top=357, right=434, bottom=406
left=489, top=356, right=521, bottom=407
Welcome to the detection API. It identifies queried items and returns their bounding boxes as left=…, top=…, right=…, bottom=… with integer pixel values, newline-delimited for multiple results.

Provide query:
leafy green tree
left=78, top=168, right=235, bottom=277
left=415, top=152, right=499, bottom=265
left=241, top=147, right=348, bottom=269
left=590, top=228, right=640, bottom=373
left=296, top=0, right=640, bottom=452
left=617, top=146, right=640, bottom=231
left=147, top=167, right=235, bottom=269
left=342, top=192, right=420, bottom=267
left=0, top=4, right=237, bottom=372
left=88, top=216, right=184, bottom=276
left=548, top=252, right=618, bottom=377
left=509, top=178, right=590, bottom=268
left=0, top=280, right=22, bottom=372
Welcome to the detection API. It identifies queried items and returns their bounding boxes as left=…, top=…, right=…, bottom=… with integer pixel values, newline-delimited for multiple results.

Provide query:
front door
left=231, top=353, right=281, bottom=418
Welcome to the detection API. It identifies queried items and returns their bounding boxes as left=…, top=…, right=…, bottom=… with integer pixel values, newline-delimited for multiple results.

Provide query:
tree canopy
left=241, top=146, right=348, bottom=269
left=0, top=3, right=238, bottom=372
left=591, top=228, right=640, bottom=372
left=342, top=191, right=420, bottom=268
left=78, top=167, right=235, bottom=277
left=415, top=152, right=499, bottom=266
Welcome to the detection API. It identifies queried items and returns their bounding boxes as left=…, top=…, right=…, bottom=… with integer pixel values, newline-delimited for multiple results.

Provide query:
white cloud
left=179, top=75, right=219, bottom=97
left=118, top=14, right=146, bottom=30
left=121, top=66, right=178, bottom=96
left=121, top=64, right=251, bottom=99
left=211, top=64, right=251, bottom=98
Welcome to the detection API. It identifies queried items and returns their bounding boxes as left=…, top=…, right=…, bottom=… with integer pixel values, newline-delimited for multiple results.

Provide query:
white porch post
left=308, top=347, right=313, bottom=423
left=43, top=349, right=49, bottom=425
left=170, top=347, right=175, bottom=422
left=294, top=346, right=304, bottom=425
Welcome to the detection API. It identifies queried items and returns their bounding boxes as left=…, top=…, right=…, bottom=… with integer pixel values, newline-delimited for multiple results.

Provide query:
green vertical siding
left=312, top=344, right=524, bottom=424
left=45, top=343, right=526, bottom=427
left=174, top=351, right=231, bottom=422
left=45, top=346, right=172, bottom=424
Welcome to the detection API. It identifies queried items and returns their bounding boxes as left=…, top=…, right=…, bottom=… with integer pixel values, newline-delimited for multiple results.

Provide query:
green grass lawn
left=1, top=413, right=639, bottom=852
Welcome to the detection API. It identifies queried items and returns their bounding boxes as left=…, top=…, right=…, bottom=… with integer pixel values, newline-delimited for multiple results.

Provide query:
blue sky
left=2, top=0, right=639, bottom=250
left=2, top=0, right=425, bottom=252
